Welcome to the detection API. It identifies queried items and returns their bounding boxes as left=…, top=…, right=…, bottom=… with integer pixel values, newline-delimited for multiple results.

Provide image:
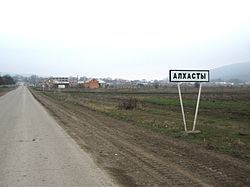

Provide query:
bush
left=118, top=98, right=139, bottom=110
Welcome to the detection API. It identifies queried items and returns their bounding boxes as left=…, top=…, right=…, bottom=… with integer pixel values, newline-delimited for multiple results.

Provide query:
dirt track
left=32, top=89, right=250, bottom=186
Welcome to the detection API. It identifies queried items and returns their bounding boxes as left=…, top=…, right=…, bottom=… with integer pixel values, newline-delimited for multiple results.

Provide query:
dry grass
left=34, top=86, right=250, bottom=160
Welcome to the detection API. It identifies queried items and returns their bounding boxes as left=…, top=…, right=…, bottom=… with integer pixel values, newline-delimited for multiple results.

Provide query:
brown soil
left=0, top=87, right=16, bottom=97
left=31, top=90, right=250, bottom=187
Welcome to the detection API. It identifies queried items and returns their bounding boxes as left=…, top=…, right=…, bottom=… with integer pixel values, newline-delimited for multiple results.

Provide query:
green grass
left=144, top=97, right=250, bottom=111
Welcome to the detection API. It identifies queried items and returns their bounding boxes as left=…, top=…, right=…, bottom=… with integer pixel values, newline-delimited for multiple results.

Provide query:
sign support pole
left=177, top=83, right=187, bottom=132
left=170, top=69, right=209, bottom=133
left=192, top=83, right=202, bottom=131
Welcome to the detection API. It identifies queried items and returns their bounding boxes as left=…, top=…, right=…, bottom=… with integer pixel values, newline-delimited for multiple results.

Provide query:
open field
left=30, top=86, right=250, bottom=186
left=34, top=87, right=250, bottom=159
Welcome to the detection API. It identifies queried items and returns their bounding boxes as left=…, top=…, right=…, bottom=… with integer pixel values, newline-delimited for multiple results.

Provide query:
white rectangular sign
left=169, top=70, right=209, bottom=82
left=58, top=85, right=66, bottom=89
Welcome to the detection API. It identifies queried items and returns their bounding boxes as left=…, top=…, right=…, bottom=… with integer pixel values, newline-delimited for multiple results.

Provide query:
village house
left=44, top=77, right=106, bottom=89
left=84, top=79, right=100, bottom=89
left=83, top=79, right=106, bottom=89
left=44, top=77, right=69, bottom=89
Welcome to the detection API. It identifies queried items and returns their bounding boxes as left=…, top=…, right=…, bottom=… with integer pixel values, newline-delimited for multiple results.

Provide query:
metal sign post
left=192, top=83, right=202, bottom=131
left=169, top=70, right=209, bottom=133
left=177, top=83, right=187, bottom=132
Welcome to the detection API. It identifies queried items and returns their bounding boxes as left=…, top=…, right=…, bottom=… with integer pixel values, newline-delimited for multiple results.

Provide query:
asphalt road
left=0, top=86, right=116, bottom=186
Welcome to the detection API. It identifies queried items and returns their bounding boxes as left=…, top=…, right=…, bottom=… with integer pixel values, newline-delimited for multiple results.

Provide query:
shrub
left=118, top=98, right=138, bottom=110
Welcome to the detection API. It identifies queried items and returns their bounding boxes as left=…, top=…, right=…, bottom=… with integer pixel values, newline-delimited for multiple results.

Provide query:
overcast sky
left=1, top=0, right=250, bottom=80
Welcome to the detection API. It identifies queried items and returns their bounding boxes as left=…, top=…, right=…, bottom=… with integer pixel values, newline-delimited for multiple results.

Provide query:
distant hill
left=211, top=62, right=250, bottom=82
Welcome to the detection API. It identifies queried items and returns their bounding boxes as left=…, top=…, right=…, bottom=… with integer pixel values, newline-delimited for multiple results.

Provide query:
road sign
left=169, top=70, right=209, bottom=82
left=169, top=69, right=210, bottom=133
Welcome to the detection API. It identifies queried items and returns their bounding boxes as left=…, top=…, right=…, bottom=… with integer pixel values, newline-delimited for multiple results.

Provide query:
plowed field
left=31, top=88, right=250, bottom=186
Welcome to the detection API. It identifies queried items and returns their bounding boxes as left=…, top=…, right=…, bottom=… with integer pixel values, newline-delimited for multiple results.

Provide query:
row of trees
left=0, top=75, right=16, bottom=85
